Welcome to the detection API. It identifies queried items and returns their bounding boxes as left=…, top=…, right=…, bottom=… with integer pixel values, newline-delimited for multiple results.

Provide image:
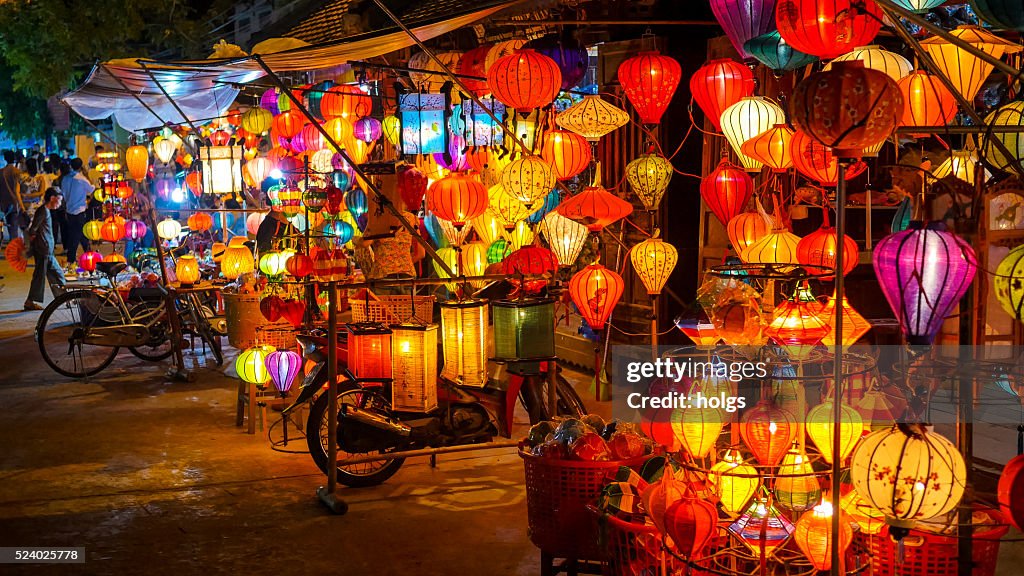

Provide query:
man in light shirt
left=61, top=158, right=94, bottom=266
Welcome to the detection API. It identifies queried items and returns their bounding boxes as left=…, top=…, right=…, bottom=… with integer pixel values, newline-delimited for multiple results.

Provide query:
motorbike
left=284, top=327, right=587, bottom=487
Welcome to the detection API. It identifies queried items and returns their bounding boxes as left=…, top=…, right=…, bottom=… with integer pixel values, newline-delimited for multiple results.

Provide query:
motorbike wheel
left=307, top=388, right=405, bottom=488
left=521, top=371, right=588, bottom=424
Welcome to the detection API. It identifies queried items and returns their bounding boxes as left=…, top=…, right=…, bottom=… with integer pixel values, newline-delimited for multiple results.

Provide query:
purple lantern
left=260, top=88, right=280, bottom=115
left=125, top=220, right=148, bottom=241
left=709, top=0, right=779, bottom=61
left=265, top=349, right=302, bottom=395
left=433, top=134, right=470, bottom=171
left=526, top=36, right=588, bottom=91
left=289, top=130, right=308, bottom=154
left=872, top=222, right=977, bottom=345
left=353, top=117, right=383, bottom=143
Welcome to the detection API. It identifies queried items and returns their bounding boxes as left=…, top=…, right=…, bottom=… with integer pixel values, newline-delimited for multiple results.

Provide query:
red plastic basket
left=520, top=449, right=651, bottom=561
left=600, top=512, right=668, bottom=576
left=858, top=509, right=1009, bottom=576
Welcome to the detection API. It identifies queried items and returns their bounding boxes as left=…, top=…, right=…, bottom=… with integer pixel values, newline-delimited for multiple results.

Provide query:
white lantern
left=198, top=144, right=244, bottom=195
left=720, top=97, right=786, bottom=172
left=156, top=218, right=183, bottom=240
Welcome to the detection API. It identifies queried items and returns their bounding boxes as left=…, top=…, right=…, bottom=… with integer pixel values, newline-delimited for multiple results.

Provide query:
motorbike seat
left=95, top=262, right=128, bottom=278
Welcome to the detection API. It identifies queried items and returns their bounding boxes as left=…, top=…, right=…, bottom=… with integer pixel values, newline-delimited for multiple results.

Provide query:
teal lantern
left=487, top=239, right=512, bottom=264
left=493, top=299, right=556, bottom=360
left=307, top=80, right=335, bottom=122
left=345, top=188, right=368, bottom=219
left=527, top=189, right=561, bottom=224
left=971, top=0, right=1024, bottom=30
left=744, top=31, right=817, bottom=75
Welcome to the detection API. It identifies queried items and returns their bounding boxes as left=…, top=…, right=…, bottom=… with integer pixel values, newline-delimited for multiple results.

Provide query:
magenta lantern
left=710, top=0, right=780, bottom=61
left=260, top=88, right=280, bottom=115
left=125, top=220, right=148, bottom=241
left=353, top=117, right=383, bottom=143
left=873, top=222, right=977, bottom=345
left=433, top=134, right=470, bottom=171
left=265, top=349, right=302, bottom=395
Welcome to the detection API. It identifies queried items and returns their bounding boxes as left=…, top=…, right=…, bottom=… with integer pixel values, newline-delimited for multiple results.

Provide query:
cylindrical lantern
left=568, top=263, right=624, bottom=330
left=555, top=185, right=633, bottom=232
left=391, top=324, right=439, bottom=412
left=774, top=446, right=821, bottom=512
left=720, top=96, right=786, bottom=171
left=690, top=59, right=756, bottom=132
left=427, top=172, right=489, bottom=228
left=793, top=501, right=852, bottom=571
left=920, top=25, right=1022, bottom=103
left=631, top=236, right=678, bottom=295
left=740, top=124, right=794, bottom=172
left=981, top=100, right=1024, bottom=176
left=486, top=49, right=562, bottom=113
left=994, top=244, right=1024, bottom=321
left=708, top=449, right=759, bottom=515
left=873, top=222, right=977, bottom=345
left=806, top=400, right=864, bottom=465
left=898, top=71, right=959, bottom=132
left=156, top=218, right=182, bottom=241
left=493, top=299, right=556, bottom=360
left=796, top=209, right=859, bottom=277
left=222, top=245, right=255, bottom=280
left=555, top=95, right=630, bottom=141
left=500, top=156, right=557, bottom=204
left=739, top=400, right=797, bottom=466
left=789, top=61, right=903, bottom=159
left=617, top=51, right=682, bottom=125
left=744, top=30, right=818, bottom=74
left=625, top=154, right=673, bottom=211
left=175, top=254, right=201, bottom=287
left=701, top=160, right=754, bottom=228
left=541, top=211, right=589, bottom=267
left=727, top=211, right=771, bottom=254
left=236, top=345, right=275, bottom=386
left=345, top=324, right=392, bottom=381
left=125, top=145, right=149, bottom=181
left=540, top=129, right=592, bottom=180
left=775, top=0, right=883, bottom=59
left=826, top=45, right=914, bottom=82
left=440, top=300, right=488, bottom=388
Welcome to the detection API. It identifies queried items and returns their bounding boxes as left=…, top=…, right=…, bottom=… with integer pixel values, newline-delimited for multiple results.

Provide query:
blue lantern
left=399, top=93, right=447, bottom=155
left=744, top=31, right=818, bottom=75
left=345, top=188, right=367, bottom=219
left=422, top=212, right=451, bottom=250
left=324, top=220, right=354, bottom=246
left=307, top=80, right=335, bottom=122
left=527, top=189, right=561, bottom=224
left=331, top=170, right=351, bottom=191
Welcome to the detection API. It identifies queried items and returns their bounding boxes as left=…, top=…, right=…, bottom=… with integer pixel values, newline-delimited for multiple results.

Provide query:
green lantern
left=493, top=299, right=556, bottom=360
left=487, top=239, right=511, bottom=264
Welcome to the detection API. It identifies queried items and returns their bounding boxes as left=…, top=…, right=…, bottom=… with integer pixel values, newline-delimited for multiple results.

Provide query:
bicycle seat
left=95, top=261, right=128, bottom=278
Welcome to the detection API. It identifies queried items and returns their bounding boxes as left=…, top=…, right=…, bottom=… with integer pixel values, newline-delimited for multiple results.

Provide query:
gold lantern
left=625, top=154, right=673, bottom=211
left=774, top=446, right=821, bottom=512
left=630, top=235, right=678, bottom=295
left=462, top=241, right=489, bottom=287
left=671, top=405, right=724, bottom=459
left=390, top=324, right=439, bottom=412
left=499, top=156, right=557, bottom=203
left=470, top=211, right=504, bottom=246
left=236, top=345, right=275, bottom=386
left=720, top=96, right=786, bottom=172
left=805, top=400, right=864, bottom=464
left=540, top=211, right=588, bottom=267
left=825, top=45, right=914, bottom=82
left=840, top=488, right=885, bottom=535
left=156, top=218, right=182, bottom=241
left=432, top=247, right=461, bottom=291
left=741, top=227, right=802, bottom=265
left=222, top=245, right=255, bottom=280
left=728, top=211, right=771, bottom=254
left=487, top=184, right=538, bottom=230
left=345, top=323, right=393, bottom=381
left=508, top=220, right=534, bottom=251
left=175, top=254, right=201, bottom=287
left=816, top=293, right=872, bottom=349
left=793, top=500, right=852, bottom=572
left=555, top=95, right=630, bottom=141
left=709, top=448, right=759, bottom=515
left=82, top=219, right=104, bottom=242
left=920, top=25, right=1022, bottom=102
left=981, top=101, right=1024, bottom=176
left=125, top=145, right=150, bottom=181
left=198, top=143, right=244, bottom=195
left=849, top=424, right=966, bottom=534
left=932, top=149, right=986, bottom=185
left=440, top=300, right=488, bottom=388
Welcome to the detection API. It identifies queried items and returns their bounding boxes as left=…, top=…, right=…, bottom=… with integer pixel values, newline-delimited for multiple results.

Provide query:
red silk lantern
left=502, top=244, right=558, bottom=276
left=898, top=71, right=958, bottom=133
left=740, top=124, right=794, bottom=172
left=210, top=130, right=231, bottom=146
left=540, top=129, right=591, bottom=180
left=324, top=185, right=344, bottom=215
left=568, top=263, right=624, bottom=330
left=739, top=400, right=797, bottom=466
left=776, top=0, right=883, bottom=59
left=321, top=85, right=372, bottom=120
left=285, top=252, right=314, bottom=278
left=459, top=44, right=493, bottom=96
left=312, top=248, right=347, bottom=281
left=664, top=497, right=718, bottom=559
left=796, top=209, right=859, bottom=277
left=790, top=131, right=868, bottom=186
left=300, top=122, right=325, bottom=152
left=617, top=51, right=681, bottom=125
left=187, top=212, right=214, bottom=233
left=701, top=160, right=753, bottom=228
left=426, top=172, right=489, bottom=227
left=487, top=49, right=562, bottom=113
left=789, top=61, right=903, bottom=159
left=689, top=59, right=755, bottom=131
left=99, top=218, right=125, bottom=243
left=999, top=454, right=1024, bottom=531
left=78, top=250, right=103, bottom=272
left=185, top=171, right=203, bottom=196
left=273, top=111, right=306, bottom=140
left=555, top=185, right=633, bottom=232
left=226, top=108, right=242, bottom=127
left=398, top=165, right=428, bottom=211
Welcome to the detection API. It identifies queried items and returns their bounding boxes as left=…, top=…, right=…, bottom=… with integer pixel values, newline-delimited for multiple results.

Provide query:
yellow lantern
left=499, top=156, right=557, bottom=203
left=508, top=220, right=534, bottom=251
left=720, top=96, right=786, bottom=172
left=102, top=252, right=127, bottom=263
left=154, top=138, right=178, bottom=165
left=727, top=211, right=771, bottom=254
left=433, top=246, right=460, bottom=291
left=487, top=184, right=538, bottom=229
left=932, top=149, right=986, bottom=185
left=156, top=218, right=182, bottom=241
left=793, top=500, right=852, bottom=572
left=850, top=424, right=966, bottom=535
left=555, top=95, right=630, bottom=141
left=462, top=241, right=489, bottom=288
left=742, top=226, right=802, bottom=265
left=709, top=448, right=759, bottom=515
left=92, top=188, right=106, bottom=202
left=540, top=211, right=588, bottom=267
left=671, top=406, right=723, bottom=459
left=82, top=220, right=104, bottom=242
left=625, top=154, right=673, bottom=211
left=390, top=324, right=439, bottom=412
left=995, top=245, right=1024, bottom=321
left=806, top=401, right=864, bottom=465
left=440, top=300, right=488, bottom=388
left=630, top=235, right=678, bottom=295
left=825, top=45, right=914, bottom=82
left=235, top=344, right=275, bottom=386
left=125, top=145, right=150, bottom=181
left=470, top=211, right=504, bottom=246
left=242, top=107, right=273, bottom=134
left=840, top=488, right=886, bottom=535
left=309, top=149, right=334, bottom=175
left=382, top=115, right=401, bottom=147
left=258, top=250, right=289, bottom=277
left=211, top=242, right=227, bottom=263
left=175, top=254, right=201, bottom=287
left=981, top=100, right=1024, bottom=176
left=222, top=245, right=255, bottom=280
left=774, top=446, right=821, bottom=512
left=920, top=25, right=1022, bottom=102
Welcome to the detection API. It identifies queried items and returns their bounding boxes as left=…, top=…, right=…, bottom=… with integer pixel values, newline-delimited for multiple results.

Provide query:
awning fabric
left=62, top=1, right=519, bottom=132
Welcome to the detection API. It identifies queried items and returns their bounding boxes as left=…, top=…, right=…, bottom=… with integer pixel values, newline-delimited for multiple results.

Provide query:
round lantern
left=742, top=225, right=802, bottom=265
left=435, top=213, right=472, bottom=246
left=744, top=30, right=818, bottom=74
left=998, top=454, right=1024, bottom=531
left=850, top=424, right=966, bottom=534
left=568, top=263, right=625, bottom=330
left=892, top=0, right=947, bottom=10
left=125, top=220, right=147, bottom=241
left=994, top=244, right=1024, bottom=321
left=258, top=250, right=289, bottom=277
left=971, top=0, right=1024, bottom=31
left=540, top=130, right=592, bottom=181
left=920, top=26, right=1022, bottom=104
left=898, top=71, right=959, bottom=132
left=740, top=124, right=794, bottom=172
left=407, top=50, right=463, bottom=92
left=427, top=173, right=489, bottom=228
left=265, top=349, right=301, bottom=395
left=99, top=218, right=126, bottom=243
left=246, top=212, right=266, bottom=235
left=790, top=61, right=902, bottom=159
left=78, top=250, right=103, bottom=272
left=727, top=211, right=771, bottom=254
left=625, top=154, right=673, bottom=211
left=796, top=209, right=859, bottom=277
left=487, top=239, right=511, bottom=264
left=184, top=171, right=203, bottom=196
left=499, top=157, right=556, bottom=205
left=806, top=400, right=864, bottom=465
left=933, top=150, right=986, bottom=185
left=617, top=51, right=681, bottom=125
left=873, top=222, right=977, bottom=345
left=556, top=185, right=633, bottom=232
left=236, top=345, right=275, bottom=385
left=631, top=236, right=678, bottom=295
left=486, top=49, right=562, bottom=113
left=353, top=116, right=382, bottom=143
left=82, top=220, right=103, bottom=242
left=125, top=145, right=149, bottom=181
left=321, top=85, right=372, bottom=120
left=175, top=254, right=201, bottom=287
left=484, top=39, right=527, bottom=73
left=739, top=400, right=797, bottom=466
left=789, top=130, right=857, bottom=186
left=555, top=95, right=630, bottom=141
left=301, top=187, right=328, bottom=213
left=708, top=449, right=759, bottom=515
left=981, top=100, right=1024, bottom=176
left=382, top=115, right=401, bottom=147
left=541, top=211, right=589, bottom=267
left=709, top=0, right=780, bottom=60
left=433, top=134, right=471, bottom=172
left=775, top=0, right=883, bottom=59
left=153, top=138, right=178, bottom=164
left=502, top=244, right=558, bottom=276
left=690, top=59, right=755, bottom=132
left=671, top=405, right=724, bottom=459
left=299, top=122, right=324, bottom=151
left=720, top=96, right=786, bottom=171
left=187, top=212, right=214, bottom=233
left=526, top=36, right=589, bottom=91
left=817, top=293, right=873, bottom=349
left=701, top=160, right=753, bottom=228
left=826, top=45, right=914, bottom=82
left=272, top=111, right=305, bottom=140
left=793, top=501, right=852, bottom=571
left=103, top=253, right=126, bottom=263
left=222, top=245, right=255, bottom=280
left=344, top=187, right=367, bottom=220
left=774, top=447, right=821, bottom=512
left=156, top=218, right=182, bottom=241
left=487, top=185, right=537, bottom=229
left=458, top=44, right=493, bottom=96
left=285, top=252, right=314, bottom=278
left=114, top=182, right=134, bottom=200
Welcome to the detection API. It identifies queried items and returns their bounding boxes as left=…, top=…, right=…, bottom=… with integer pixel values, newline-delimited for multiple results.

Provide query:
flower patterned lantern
left=720, top=97, right=786, bottom=171
left=500, top=156, right=556, bottom=203
left=617, top=51, right=682, bottom=125
left=739, top=400, right=797, bottom=466
left=541, top=211, right=589, bottom=267
left=709, top=448, right=760, bottom=515
left=486, top=49, right=562, bottom=113
left=626, top=154, right=673, bottom=211
left=555, top=95, right=629, bottom=141
left=690, top=59, right=755, bottom=132
left=701, top=160, right=753, bottom=228
left=775, top=0, right=883, bottom=59
left=920, top=26, right=1022, bottom=103
left=630, top=235, right=678, bottom=295
left=487, top=185, right=538, bottom=230
left=407, top=50, right=463, bottom=92
left=568, top=263, right=625, bottom=330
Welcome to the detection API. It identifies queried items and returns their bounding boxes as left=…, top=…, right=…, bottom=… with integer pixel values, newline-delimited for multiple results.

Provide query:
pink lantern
left=265, top=349, right=302, bottom=394
left=433, top=134, right=470, bottom=172
left=246, top=212, right=266, bottom=235
left=709, top=0, right=780, bottom=60
left=125, top=220, right=148, bottom=241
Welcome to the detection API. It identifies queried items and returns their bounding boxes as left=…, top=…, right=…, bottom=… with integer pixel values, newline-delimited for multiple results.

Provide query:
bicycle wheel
left=127, top=301, right=173, bottom=362
left=36, top=290, right=121, bottom=378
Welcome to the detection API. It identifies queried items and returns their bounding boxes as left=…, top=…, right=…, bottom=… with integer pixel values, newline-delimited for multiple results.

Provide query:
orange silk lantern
left=114, top=182, right=134, bottom=200
left=103, top=252, right=127, bottom=263
left=540, top=129, right=591, bottom=180
left=793, top=501, right=852, bottom=571
left=187, top=212, right=214, bottom=233
left=740, top=124, right=794, bottom=172
left=739, top=400, right=797, bottom=466
left=568, top=263, right=624, bottom=330
left=999, top=455, right=1024, bottom=531
left=790, top=130, right=867, bottom=187
left=816, top=292, right=872, bottom=349
left=664, top=497, right=718, bottom=560
left=897, top=71, right=958, bottom=132
left=689, top=59, right=755, bottom=131
left=776, top=0, right=883, bottom=59
left=99, top=218, right=126, bottom=243
left=321, top=85, right=372, bottom=121
left=727, top=210, right=771, bottom=254
left=273, top=111, right=306, bottom=140
left=185, top=171, right=203, bottom=196
left=701, top=159, right=753, bottom=228
left=796, top=208, right=859, bottom=277
left=555, top=185, right=633, bottom=232
left=426, top=172, right=489, bottom=228
left=765, top=284, right=830, bottom=358
left=617, top=51, right=682, bottom=125
left=486, top=49, right=562, bottom=113
left=285, top=252, right=314, bottom=278
left=125, top=145, right=149, bottom=181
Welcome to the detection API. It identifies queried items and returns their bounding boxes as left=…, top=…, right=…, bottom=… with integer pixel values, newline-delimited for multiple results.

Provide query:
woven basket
left=255, top=325, right=298, bottom=351
left=223, top=292, right=291, bottom=350
left=350, top=294, right=435, bottom=324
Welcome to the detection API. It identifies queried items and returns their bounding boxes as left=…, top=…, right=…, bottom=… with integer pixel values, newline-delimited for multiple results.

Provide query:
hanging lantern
left=971, top=0, right=1024, bottom=32
left=487, top=239, right=511, bottom=264
left=765, top=284, right=830, bottom=358
left=458, top=44, right=493, bottom=96
left=125, top=145, right=149, bottom=181
left=272, top=111, right=305, bottom=140
left=125, top=220, right=147, bottom=241
left=806, top=400, right=864, bottom=465
left=487, top=184, right=537, bottom=230
left=258, top=250, right=289, bottom=278
left=664, top=497, right=719, bottom=561
left=556, top=185, right=633, bottom=232
left=631, top=235, right=678, bottom=295
left=898, top=71, right=959, bottom=133
left=933, top=150, right=986, bottom=185
left=82, top=220, right=103, bottom=243
left=187, top=212, right=214, bottom=233
left=278, top=185, right=303, bottom=215
left=701, top=160, right=753, bottom=228
left=690, top=59, right=756, bottom=132
left=508, top=220, right=533, bottom=251
left=302, top=187, right=328, bottom=212
left=850, top=424, right=966, bottom=535
left=625, top=154, right=673, bottom=211
left=502, top=244, right=557, bottom=284
left=999, top=454, right=1024, bottom=531
left=568, top=263, right=624, bottom=330
left=299, top=122, right=324, bottom=152
left=774, top=447, right=821, bottom=512
left=825, top=45, right=914, bottom=82
left=264, top=349, right=301, bottom=396
left=526, top=36, right=589, bottom=91
left=920, top=25, right=1022, bottom=103
left=995, top=245, right=1024, bottom=321
left=891, top=0, right=946, bottom=10
left=433, top=134, right=471, bottom=172
left=433, top=213, right=473, bottom=247
left=344, top=324, right=392, bottom=381
left=390, top=324, right=439, bottom=412
left=78, top=250, right=103, bottom=272
left=321, top=85, right=372, bottom=121
left=102, top=252, right=126, bottom=264
left=740, top=124, right=794, bottom=172
left=541, top=211, right=589, bottom=267
left=427, top=172, right=489, bottom=228
left=153, top=138, right=178, bottom=165
left=246, top=212, right=266, bottom=235
left=540, top=130, right=592, bottom=180
left=793, top=500, right=852, bottom=571
left=720, top=97, right=787, bottom=171
left=99, top=218, right=126, bottom=243
left=744, top=30, right=818, bottom=74
left=236, top=345, right=275, bottom=386
left=407, top=50, right=463, bottom=92
left=500, top=156, right=557, bottom=204
left=790, top=130, right=843, bottom=186
left=433, top=246, right=460, bottom=290
left=555, top=95, right=630, bottom=141
left=318, top=220, right=355, bottom=249
left=486, top=49, right=562, bottom=113
left=708, top=449, right=760, bottom=515
left=671, top=405, right=724, bottom=459
left=350, top=117, right=381, bottom=144
left=114, top=182, right=134, bottom=200
left=775, top=0, right=883, bottom=59
left=242, top=108, right=273, bottom=135
left=873, top=222, right=977, bottom=345
left=311, top=247, right=347, bottom=281
left=739, top=400, right=797, bottom=466
left=708, top=0, right=780, bottom=60
left=285, top=252, right=314, bottom=278
left=222, top=245, right=255, bottom=280
left=817, top=293, right=872, bottom=349
left=382, top=115, right=401, bottom=147
left=344, top=187, right=367, bottom=220
left=617, top=51, right=682, bottom=125
left=796, top=209, right=859, bottom=277
left=461, top=242, right=489, bottom=287
left=492, top=299, right=556, bottom=360
left=439, top=300, right=488, bottom=388
left=981, top=100, right=1024, bottom=176
left=156, top=218, right=182, bottom=241
left=790, top=61, right=902, bottom=159
left=175, top=254, right=201, bottom=287
left=729, top=497, right=796, bottom=557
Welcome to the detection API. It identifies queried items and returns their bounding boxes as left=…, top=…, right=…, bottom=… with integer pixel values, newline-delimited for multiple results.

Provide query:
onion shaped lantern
left=920, top=26, right=1022, bottom=103
left=555, top=95, right=629, bottom=141
left=720, top=97, right=786, bottom=171
left=568, top=263, right=624, bottom=330
left=541, top=211, right=589, bottom=267
left=898, top=71, right=959, bottom=133
left=486, top=49, right=562, bottom=113
left=709, top=449, right=759, bottom=515
left=427, top=173, right=489, bottom=228
left=775, top=0, right=883, bottom=59
left=740, top=124, right=794, bottom=172
left=156, top=218, right=182, bottom=241
left=671, top=405, right=724, bottom=459
left=265, top=349, right=302, bottom=395
left=617, top=51, right=682, bottom=125
left=774, top=446, right=821, bottom=512
left=625, top=154, right=673, bottom=211
left=793, top=501, right=852, bottom=571
left=806, top=401, right=864, bottom=464
left=744, top=30, right=818, bottom=74
left=701, top=160, right=753, bottom=228
left=690, top=59, right=755, bottom=132
left=739, top=400, right=797, bottom=466
left=630, top=235, right=678, bottom=295
left=727, top=210, right=771, bottom=254
left=382, top=115, right=401, bottom=147
left=994, top=244, right=1024, bottom=322
left=80, top=220, right=101, bottom=242
left=500, top=156, right=556, bottom=203
left=825, top=45, right=914, bottom=82
left=796, top=208, right=859, bottom=277
left=236, top=345, right=275, bottom=386
left=555, top=185, right=633, bottom=232
left=540, top=130, right=592, bottom=181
